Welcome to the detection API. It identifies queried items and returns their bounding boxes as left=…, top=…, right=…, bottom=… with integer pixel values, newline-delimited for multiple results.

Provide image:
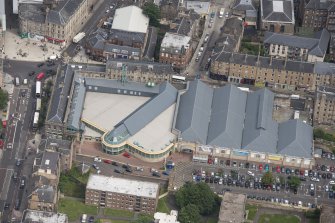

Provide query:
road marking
left=0, top=169, right=14, bottom=201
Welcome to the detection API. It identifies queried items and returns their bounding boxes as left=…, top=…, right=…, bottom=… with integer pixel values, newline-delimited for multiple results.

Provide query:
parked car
left=114, top=169, right=124, bottom=174
left=37, top=63, right=44, bottom=67
left=103, top=159, right=112, bottom=164
left=92, top=164, right=99, bottom=170
left=94, top=157, right=102, bottom=162
left=123, top=152, right=131, bottom=158
left=153, top=171, right=161, bottom=177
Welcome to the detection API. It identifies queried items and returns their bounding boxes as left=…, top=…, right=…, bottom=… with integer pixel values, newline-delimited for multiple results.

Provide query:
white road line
left=0, top=169, right=14, bottom=201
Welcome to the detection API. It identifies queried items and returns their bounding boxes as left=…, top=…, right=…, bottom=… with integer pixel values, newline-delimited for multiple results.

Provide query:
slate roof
left=222, top=17, right=244, bottom=38
left=264, top=29, right=330, bottom=57
left=18, top=3, right=46, bottom=23
left=171, top=17, right=193, bottom=36
left=46, top=0, right=84, bottom=25
left=110, top=29, right=146, bottom=45
left=40, top=151, right=59, bottom=174
left=305, top=0, right=333, bottom=10
left=213, top=51, right=316, bottom=73
left=277, top=119, right=313, bottom=158
left=104, top=82, right=178, bottom=143
left=207, top=85, right=247, bottom=149
left=261, top=0, right=294, bottom=23
left=233, top=0, right=257, bottom=11
left=241, top=88, right=278, bottom=154
left=175, top=80, right=213, bottom=144
left=47, top=64, right=106, bottom=124
left=174, top=80, right=313, bottom=158
left=34, top=185, right=56, bottom=203
left=314, top=62, right=335, bottom=75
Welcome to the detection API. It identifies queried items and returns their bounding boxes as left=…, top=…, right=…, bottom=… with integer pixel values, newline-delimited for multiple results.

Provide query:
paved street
left=0, top=85, right=36, bottom=221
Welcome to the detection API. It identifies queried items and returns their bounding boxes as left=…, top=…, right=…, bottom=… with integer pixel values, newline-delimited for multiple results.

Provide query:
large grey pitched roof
left=261, top=0, right=294, bottom=23
left=233, top=0, right=257, bottom=11
left=264, top=29, right=330, bottom=57
left=207, top=85, right=247, bottom=149
left=175, top=80, right=213, bottom=144
left=46, top=0, right=85, bottom=25
left=175, top=80, right=313, bottom=158
left=314, top=62, right=335, bottom=75
left=110, top=29, right=146, bottom=45
left=104, top=82, right=178, bottom=143
left=241, top=88, right=278, bottom=154
left=213, top=51, right=315, bottom=73
left=277, top=119, right=313, bottom=158
left=47, top=64, right=106, bottom=124
left=305, top=0, right=333, bottom=10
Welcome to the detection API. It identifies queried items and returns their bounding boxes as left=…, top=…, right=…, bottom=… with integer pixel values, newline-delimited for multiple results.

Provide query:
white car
left=105, top=10, right=110, bottom=13
left=329, top=180, right=335, bottom=185
left=94, top=157, right=102, bottom=162
left=304, top=170, right=308, bottom=177
left=110, top=5, right=114, bottom=9
left=218, top=178, right=223, bottom=185
left=97, top=170, right=101, bottom=174
left=311, top=177, right=320, bottom=182
left=225, top=12, right=229, bottom=18
left=310, top=184, right=315, bottom=191
left=325, top=185, right=329, bottom=192
left=247, top=171, right=255, bottom=177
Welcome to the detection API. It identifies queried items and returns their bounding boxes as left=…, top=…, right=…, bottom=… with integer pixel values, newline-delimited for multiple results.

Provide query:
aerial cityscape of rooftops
left=2, top=0, right=335, bottom=222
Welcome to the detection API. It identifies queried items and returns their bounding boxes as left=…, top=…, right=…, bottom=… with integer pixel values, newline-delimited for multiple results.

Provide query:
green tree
left=175, top=182, right=219, bottom=215
left=261, top=172, right=274, bottom=186
left=279, top=175, right=285, bottom=186
left=178, top=204, right=201, bottom=223
left=0, top=89, right=8, bottom=110
left=288, top=176, right=301, bottom=189
left=142, top=2, right=161, bottom=27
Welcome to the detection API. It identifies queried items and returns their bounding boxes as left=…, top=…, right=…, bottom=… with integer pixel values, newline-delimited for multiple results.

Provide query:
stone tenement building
left=210, top=51, right=335, bottom=91
left=19, top=0, right=96, bottom=44
left=314, top=85, right=335, bottom=126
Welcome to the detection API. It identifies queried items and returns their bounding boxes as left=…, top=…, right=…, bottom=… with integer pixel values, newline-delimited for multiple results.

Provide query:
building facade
left=18, top=0, right=92, bottom=45
left=85, top=175, right=159, bottom=214
left=159, top=32, right=192, bottom=71
left=260, top=0, right=295, bottom=34
left=314, top=85, right=335, bottom=125
left=263, top=29, right=330, bottom=62
left=302, top=0, right=332, bottom=31
left=210, top=52, right=335, bottom=91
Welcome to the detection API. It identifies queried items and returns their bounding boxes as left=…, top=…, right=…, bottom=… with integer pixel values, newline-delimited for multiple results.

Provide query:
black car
left=226, top=160, right=230, bottom=166
left=321, top=165, right=326, bottom=171
left=4, top=203, right=9, bottom=210
left=37, top=63, right=44, bottom=67
left=327, top=173, right=332, bottom=179
left=152, top=171, right=161, bottom=177
left=310, top=190, right=315, bottom=196
left=111, top=161, right=118, bottom=166
left=14, top=199, right=20, bottom=210
left=125, top=166, right=132, bottom=173
left=28, top=71, right=35, bottom=76
left=293, top=188, right=298, bottom=194
left=322, top=173, right=327, bottom=179
left=88, top=216, right=94, bottom=223
left=122, top=164, right=128, bottom=169
left=114, top=169, right=124, bottom=174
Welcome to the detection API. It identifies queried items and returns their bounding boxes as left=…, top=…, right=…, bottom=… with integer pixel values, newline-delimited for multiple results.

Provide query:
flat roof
left=129, top=103, right=176, bottom=151
left=273, top=1, right=284, bottom=12
left=87, top=174, right=159, bottom=198
left=23, top=210, right=67, bottom=223
left=218, top=192, right=246, bottom=223
left=161, top=32, right=191, bottom=49
left=82, top=92, right=150, bottom=134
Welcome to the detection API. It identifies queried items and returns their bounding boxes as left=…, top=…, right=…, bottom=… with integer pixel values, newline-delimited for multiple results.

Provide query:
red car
left=103, top=159, right=112, bottom=164
left=259, top=164, right=263, bottom=171
left=300, top=170, right=304, bottom=176
left=123, top=152, right=130, bottom=158
left=36, top=72, right=45, bottom=81
left=276, top=166, right=281, bottom=173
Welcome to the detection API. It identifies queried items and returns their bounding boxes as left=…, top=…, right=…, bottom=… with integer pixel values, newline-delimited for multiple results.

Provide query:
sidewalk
left=3, top=29, right=63, bottom=62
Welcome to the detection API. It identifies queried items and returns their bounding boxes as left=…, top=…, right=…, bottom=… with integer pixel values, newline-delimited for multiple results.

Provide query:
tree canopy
left=0, top=89, right=8, bottom=110
left=178, top=204, right=201, bottom=223
left=142, top=2, right=161, bottom=27
left=261, top=172, right=274, bottom=186
left=175, top=182, right=220, bottom=215
left=288, top=176, right=301, bottom=189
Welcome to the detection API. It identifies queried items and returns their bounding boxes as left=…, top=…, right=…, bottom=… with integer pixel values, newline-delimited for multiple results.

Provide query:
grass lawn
left=246, top=204, right=258, bottom=220
left=103, top=208, right=134, bottom=218
left=59, top=167, right=90, bottom=198
left=157, top=196, right=171, bottom=213
left=58, top=198, right=98, bottom=221
left=307, top=219, right=319, bottom=223
left=259, top=214, right=300, bottom=223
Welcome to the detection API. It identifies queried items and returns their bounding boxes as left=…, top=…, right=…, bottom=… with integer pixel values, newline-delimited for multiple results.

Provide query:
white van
left=15, top=77, right=20, bottom=86
left=81, top=214, right=87, bottom=223
left=247, top=171, right=255, bottom=177
left=23, top=79, right=28, bottom=85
